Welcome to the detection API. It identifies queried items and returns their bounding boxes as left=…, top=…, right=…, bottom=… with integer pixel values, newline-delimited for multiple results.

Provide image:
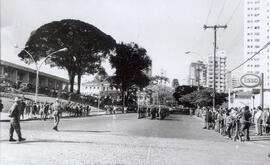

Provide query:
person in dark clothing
left=20, top=100, right=26, bottom=120
left=8, top=97, right=26, bottom=142
left=240, top=106, right=252, bottom=141
left=0, top=99, right=3, bottom=112
left=203, top=108, right=210, bottom=129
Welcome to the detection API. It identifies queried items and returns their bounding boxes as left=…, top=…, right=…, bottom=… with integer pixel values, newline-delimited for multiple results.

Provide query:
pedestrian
left=32, top=102, right=37, bottom=118
left=263, top=108, right=270, bottom=134
left=0, top=99, right=3, bottom=113
left=189, top=108, right=193, bottom=117
left=203, top=107, right=210, bottom=129
left=43, top=102, right=49, bottom=120
left=52, top=98, right=61, bottom=131
left=25, top=101, right=30, bottom=118
left=225, top=111, right=233, bottom=139
left=8, top=97, right=26, bottom=142
left=20, top=99, right=26, bottom=120
left=240, top=106, right=252, bottom=141
left=254, top=106, right=263, bottom=135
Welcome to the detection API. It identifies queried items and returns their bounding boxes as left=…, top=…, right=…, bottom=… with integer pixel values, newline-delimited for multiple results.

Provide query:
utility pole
left=204, top=25, right=227, bottom=111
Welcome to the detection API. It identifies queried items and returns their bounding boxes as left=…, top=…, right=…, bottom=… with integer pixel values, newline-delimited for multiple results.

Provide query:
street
left=0, top=113, right=269, bottom=165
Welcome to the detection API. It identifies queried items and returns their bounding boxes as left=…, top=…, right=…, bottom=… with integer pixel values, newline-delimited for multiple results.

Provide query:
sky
left=1, top=0, right=244, bottom=84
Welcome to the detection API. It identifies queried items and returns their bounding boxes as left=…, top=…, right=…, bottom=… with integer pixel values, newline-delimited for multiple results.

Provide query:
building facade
left=0, top=60, right=69, bottom=92
left=244, top=0, right=270, bottom=89
left=81, top=78, right=119, bottom=96
left=188, top=60, right=207, bottom=87
left=207, top=51, right=227, bottom=93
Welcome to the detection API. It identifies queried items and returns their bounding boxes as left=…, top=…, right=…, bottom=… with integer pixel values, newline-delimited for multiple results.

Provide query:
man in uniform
left=8, top=97, right=26, bottom=142
left=52, top=98, right=61, bottom=131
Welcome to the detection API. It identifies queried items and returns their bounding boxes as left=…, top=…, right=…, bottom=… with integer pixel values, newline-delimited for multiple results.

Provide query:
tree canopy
left=18, top=19, right=116, bottom=93
left=109, top=42, right=152, bottom=106
left=173, top=85, right=197, bottom=102
left=178, top=88, right=227, bottom=108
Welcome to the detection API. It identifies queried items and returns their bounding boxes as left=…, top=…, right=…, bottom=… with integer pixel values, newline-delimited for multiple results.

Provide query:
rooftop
left=1, top=60, right=69, bottom=83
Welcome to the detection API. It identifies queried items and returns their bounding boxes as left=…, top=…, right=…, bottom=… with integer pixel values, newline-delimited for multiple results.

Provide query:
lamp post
left=185, top=51, right=207, bottom=91
left=20, top=48, right=68, bottom=102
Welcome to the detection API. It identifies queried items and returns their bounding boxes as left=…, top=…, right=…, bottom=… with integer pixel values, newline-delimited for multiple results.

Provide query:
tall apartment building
left=188, top=60, right=207, bottom=87
left=244, top=0, right=270, bottom=89
left=207, top=51, right=227, bottom=93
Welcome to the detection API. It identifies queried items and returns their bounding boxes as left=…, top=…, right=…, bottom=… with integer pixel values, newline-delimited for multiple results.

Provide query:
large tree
left=18, top=19, right=116, bottom=93
left=109, top=42, right=152, bottom=107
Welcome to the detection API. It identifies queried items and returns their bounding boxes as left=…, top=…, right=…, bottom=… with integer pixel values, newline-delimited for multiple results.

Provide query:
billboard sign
left=240, top=74, right=261, bottom=88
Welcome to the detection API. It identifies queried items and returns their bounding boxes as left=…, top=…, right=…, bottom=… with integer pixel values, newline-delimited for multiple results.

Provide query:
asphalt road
left=0, top=113, right=269, bottom=165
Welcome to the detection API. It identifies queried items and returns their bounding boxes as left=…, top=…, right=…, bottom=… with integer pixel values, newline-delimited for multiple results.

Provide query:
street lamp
left=19, top=48, right=68, bottom=102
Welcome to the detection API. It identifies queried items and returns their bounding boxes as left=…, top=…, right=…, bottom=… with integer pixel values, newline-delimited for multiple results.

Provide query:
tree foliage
left=151, top=75, right=169, bottom=85
left=109, top=42, right=152, bottom=106
left=18, top=19, right=116, bottom=93
left=173, top=85, right=197, bottom=102
left=151, top=84, right=174, bottom=105
left=178, top=88, right=227, bottom=108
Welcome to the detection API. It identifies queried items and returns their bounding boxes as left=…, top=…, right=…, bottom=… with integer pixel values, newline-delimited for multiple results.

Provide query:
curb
left=0, top=112, right=134, bottom=122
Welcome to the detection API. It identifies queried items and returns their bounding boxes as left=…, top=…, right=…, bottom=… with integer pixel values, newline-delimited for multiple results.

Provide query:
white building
left=188, top=60, right=207, bottom=87
left=81, top=78, right=119, bottom=96
left=244, top=0, right=270, bottom=89
left=207, top=50, right=227, bottom=93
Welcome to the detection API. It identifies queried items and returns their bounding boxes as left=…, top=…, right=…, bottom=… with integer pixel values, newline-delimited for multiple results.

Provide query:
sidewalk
left=0, top=110, right=107, bottom=122
left=193, top=115, right=270, bottom=147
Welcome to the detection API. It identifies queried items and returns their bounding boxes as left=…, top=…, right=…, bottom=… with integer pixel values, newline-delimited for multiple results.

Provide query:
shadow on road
left=60, top=130, right=111, bottom=133
left=249, top=137, right=270, bottom=142
left=0, top=139, right=94, bottom=144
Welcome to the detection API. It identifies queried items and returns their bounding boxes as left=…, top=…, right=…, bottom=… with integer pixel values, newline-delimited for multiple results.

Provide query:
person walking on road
left=52, top=98, right=61, bottom=131
left=8, top=97, right=26, bottom=142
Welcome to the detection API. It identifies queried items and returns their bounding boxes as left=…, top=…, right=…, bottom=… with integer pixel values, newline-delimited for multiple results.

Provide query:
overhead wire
left=190, top=0, right=215, bottom=57
left=215, top=0, right=227, bottom=24
left=225, top=0, right=242, bottom=25
left=205, top=0, right=214, bottom=25
left=219, top=0, right=242, bottom=56
left=229, top=41, right=270, bottom=73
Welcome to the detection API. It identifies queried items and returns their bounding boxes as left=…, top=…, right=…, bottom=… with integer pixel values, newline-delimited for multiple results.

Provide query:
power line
left=203, top=24, right=227, bottom=110
left=205, top=0, right=214, bottom=24
left=229, top=41, right=270, bottom=73
left=216, top=0, right=227, bottom=24
left=225, top=0, right=242, bottom=25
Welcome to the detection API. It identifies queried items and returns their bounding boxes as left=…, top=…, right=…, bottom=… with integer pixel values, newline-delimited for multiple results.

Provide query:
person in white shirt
left=254, top=106, right=263, bottom=135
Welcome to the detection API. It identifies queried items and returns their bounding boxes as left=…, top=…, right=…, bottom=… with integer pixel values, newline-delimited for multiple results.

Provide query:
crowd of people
left=18, top=99, right=92, bottom=120
left=5, top=97, right=94, bottom=141
left=195, top=106, right=270, bottom=141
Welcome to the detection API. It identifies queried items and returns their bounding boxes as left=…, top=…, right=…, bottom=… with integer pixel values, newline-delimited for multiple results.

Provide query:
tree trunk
left=68, top=71, right=75, bottom=93
left=77, top=74, right=81, bottom=94
left=122, top=90, right=126, bottom=109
